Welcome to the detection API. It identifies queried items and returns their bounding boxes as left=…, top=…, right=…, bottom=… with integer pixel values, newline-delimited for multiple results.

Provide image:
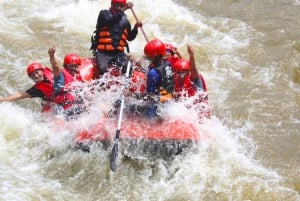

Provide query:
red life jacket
left=74, top=72, right=83, bottom=82
left=34, top=68, right=54, bottom=101
left=32, top=68, right=54, bottom=113
left=52, top=69, right=78, bottom=109
left=174, top=74, right=197, bottom=97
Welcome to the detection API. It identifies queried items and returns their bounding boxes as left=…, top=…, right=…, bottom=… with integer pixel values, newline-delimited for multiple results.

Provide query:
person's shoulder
left=26, top=86, right=40, bottom=96
left=148, top=68, right=160, bottom=77
left=100, top=9, right=109, bottom=12
left=164, top=60, right=172, bottom=66
left=99, top=9, right=110, bottom=15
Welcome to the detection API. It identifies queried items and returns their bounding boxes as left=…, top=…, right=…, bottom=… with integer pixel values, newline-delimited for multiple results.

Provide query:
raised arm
left=187, top=44, right=199, bottom=79
left=48, top=46, right=61, bottom=77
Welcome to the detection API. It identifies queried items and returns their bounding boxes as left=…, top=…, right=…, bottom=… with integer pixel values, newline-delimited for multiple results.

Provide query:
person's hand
left=173, top=46, right=179, bottom=55
left=173, top=46, right=183, bottom=59
left=48, top=46, right=56, bottom=57
left=126, top=2, right=133, bottom=9
left=119, top=2, right=133, bottom=12
left=134, top=21, right=143, bottom=29
left=122, top=88, right=131, bottom=97
left=187, top=44, right=194, bottom=56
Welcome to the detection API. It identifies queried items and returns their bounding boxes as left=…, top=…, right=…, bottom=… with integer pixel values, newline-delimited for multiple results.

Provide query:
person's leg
left=96, top=52, right=113, bottom=75
left=108, top=52, right=129, bottom=74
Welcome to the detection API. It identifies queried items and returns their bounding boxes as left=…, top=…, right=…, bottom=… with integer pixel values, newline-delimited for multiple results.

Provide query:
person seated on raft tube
left=123, top=39, right=175, bottom=118
left=173, top=45, right=207, bottom=97
left=48, top=46, right=86, bottom=120
left=172, top=45, right=211, bottom=119
left=0, top=62, right=58, bottom=112
left=90, top=0, right=142, bottom=76
left=48, top=46, right=84, bottom=81
left=164, top=43, right=207, bottom=94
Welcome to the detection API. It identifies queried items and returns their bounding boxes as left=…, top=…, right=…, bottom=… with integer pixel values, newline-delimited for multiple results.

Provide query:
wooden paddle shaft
left=130, top=8, right=149, bottom=42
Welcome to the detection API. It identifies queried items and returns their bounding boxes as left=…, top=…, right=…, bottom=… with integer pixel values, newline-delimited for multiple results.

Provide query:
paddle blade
left=110, top=142, right=118, bottom=171
left=110, top=129, right=121, bottom=171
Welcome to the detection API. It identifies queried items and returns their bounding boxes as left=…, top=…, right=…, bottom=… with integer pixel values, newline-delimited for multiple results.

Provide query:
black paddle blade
left=110, top=142, right=118, bottom=172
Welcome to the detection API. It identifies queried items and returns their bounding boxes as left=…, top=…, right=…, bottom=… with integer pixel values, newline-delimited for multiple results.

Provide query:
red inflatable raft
left=78, top=58, right=100, bottom=82
left=75, top=116, right=201, bottom=158
left=73, top=57, right=206, bottom=158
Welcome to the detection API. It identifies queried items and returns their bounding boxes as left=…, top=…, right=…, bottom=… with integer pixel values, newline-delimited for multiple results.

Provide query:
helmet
left=173, top=59, right=190, bottom=72
left=144, top=39, right=166, bottom=57
left=111, top=0, right=126, bottom=4
left=27, top=62, right=44, bottom=76
left=63, top=53, right=81, bottom=67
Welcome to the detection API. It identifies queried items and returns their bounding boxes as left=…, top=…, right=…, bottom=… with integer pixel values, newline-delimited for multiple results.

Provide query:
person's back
left=143, top=39, right=175, bottom=117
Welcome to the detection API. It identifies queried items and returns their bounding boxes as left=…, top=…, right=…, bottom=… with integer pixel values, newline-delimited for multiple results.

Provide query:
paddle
left=110, top=60, right=132, bottom=172
left=130, top=7, right=149, bottom=42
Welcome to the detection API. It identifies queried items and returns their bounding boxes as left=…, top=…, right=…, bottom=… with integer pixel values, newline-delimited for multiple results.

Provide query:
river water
left=0, top=0, right=299, bottom=200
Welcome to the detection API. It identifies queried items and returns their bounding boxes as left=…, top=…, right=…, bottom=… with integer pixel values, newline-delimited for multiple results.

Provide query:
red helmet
left=173, top=59, right=190, bottom=72
left=144, top=39, right=166, bottom=57
left=27, top=62, right=44, bottom=76
left=111, top=0, right=126, bottom=4
left=63, top=53, right=81, bottom=67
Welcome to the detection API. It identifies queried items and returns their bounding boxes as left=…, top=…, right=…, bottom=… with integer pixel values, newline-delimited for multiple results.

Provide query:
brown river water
left=0, top=0, right=299, bottom=200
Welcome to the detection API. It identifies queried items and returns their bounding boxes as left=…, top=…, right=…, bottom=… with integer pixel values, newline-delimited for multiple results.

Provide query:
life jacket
left=96, top=13, right=129, bottom=53
left=152, top=61, right=174, bottom=102
left=74, top=72, right=83, bottom=82
left=34, top=68, right=54, bottom=101
left=52, top=69, right=80, bottom=110
left=174, top=73, right=209, bottom=111
left=174, top=73, right=209, bottom=97
left=174, top=74, right=197, bottom=97
left=33, top=68, right=54, bottom=113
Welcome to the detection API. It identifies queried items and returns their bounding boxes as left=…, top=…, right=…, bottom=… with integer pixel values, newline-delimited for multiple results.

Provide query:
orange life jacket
left=97, top=26, right=128, bottom=52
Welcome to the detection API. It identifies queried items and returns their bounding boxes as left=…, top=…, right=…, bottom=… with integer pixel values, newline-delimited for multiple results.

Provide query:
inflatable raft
left=78, top=57, right=100, bottom=82
left=73, top=57, right=207, bottom=158
left=75, top=116, right=200, bottom=158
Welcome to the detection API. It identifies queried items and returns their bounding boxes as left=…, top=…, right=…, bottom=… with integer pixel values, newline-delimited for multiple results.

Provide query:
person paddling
left=90, top=0, right=142, bottom=75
